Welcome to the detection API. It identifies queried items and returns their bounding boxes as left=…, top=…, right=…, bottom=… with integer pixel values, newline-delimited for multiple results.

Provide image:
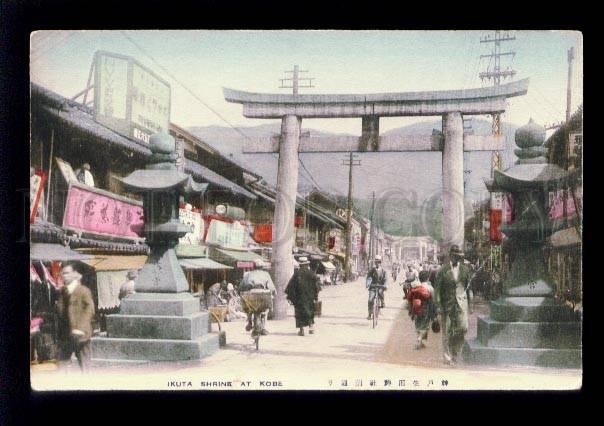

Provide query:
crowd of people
left=31, top=242, right=491, bottom=371
left=382, top=244, right=476, bottom=365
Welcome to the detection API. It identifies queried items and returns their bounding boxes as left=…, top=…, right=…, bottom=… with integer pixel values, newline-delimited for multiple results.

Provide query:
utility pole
left=279, top=65, right=315, bottom=95
left=480, top=31, right=516, bottom=268
left=342, top=152, right=361, bottom=282
left=566, top=47, right=575, bottom=123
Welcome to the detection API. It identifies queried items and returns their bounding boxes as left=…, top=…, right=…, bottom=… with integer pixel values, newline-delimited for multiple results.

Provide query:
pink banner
left=503, top=193, right=514, bottom=224
left=62, top=184, right=144, bottom=239
left=548, top=190, right=577, bottom=220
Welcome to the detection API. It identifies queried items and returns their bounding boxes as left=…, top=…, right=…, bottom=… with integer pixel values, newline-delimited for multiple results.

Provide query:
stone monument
left=463, top=119, right=581, bottom=368
left=92, top=133, right=221, bottom=363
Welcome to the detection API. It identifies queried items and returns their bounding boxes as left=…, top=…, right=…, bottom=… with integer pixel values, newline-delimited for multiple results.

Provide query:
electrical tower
left=480, top=30, right=517, bottom=136
left=341, top=152, right=361, bottom=282
left=279, top=65, right=315, bottom=95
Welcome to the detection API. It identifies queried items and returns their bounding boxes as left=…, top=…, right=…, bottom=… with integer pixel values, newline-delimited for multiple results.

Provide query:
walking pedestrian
left=285, top=257, right=321, bottom=336
left=56, top=262, right=95, bottom=373
left=433, top=245, right=472, bottom=366
left=405, top=270, right=437, bottom=349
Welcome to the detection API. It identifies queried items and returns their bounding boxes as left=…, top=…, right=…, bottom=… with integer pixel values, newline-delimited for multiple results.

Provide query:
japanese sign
left=93, top=50, right=171, bottom=144
left=62, top=182, right=144, bottom=239
left=548, top=190, right=577, bottom=220
left=253, top=224, right=273, bottom=243
left=30, top=169, right=46, bottom=224
left=179, top=207, right=204, bottom=245
left=205, top=218, right=246, bottom=249
left=175, top=137, right=185, bottom=173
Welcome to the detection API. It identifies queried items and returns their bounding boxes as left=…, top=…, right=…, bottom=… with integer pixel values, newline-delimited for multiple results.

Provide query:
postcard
left=28, top=30, right=582, bottom=391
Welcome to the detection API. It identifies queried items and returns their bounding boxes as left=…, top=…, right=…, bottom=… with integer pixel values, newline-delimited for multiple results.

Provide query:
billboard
left=93, top=51, right=171, bottom=144
left=62, top=182, right=144, bottom=240
left=205, top=219, right=246, bottom=249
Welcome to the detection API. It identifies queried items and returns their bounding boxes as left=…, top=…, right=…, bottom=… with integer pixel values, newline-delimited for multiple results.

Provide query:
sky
left=30, top=31, right=583, bottom=206
left=31, top=30, right=583, bottom=135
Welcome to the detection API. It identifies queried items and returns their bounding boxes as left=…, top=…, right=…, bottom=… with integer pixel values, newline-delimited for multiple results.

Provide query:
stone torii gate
left=224, top=78, right=529, bottom=319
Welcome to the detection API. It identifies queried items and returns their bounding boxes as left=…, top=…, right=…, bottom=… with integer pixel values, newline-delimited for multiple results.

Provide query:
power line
left=120, top=31, right=323, bottom=193
left=121, top=31, right=256, bottom=143
left=532, top=85, right=565, bottom=118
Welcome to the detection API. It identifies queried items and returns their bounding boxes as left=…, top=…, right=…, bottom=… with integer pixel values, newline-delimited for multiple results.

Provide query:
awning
left=30, top=243, right=94, bottom=262
left=175, top=244, right=208, bottom=258
left=214, top=248, right=264, bottom=263
left=185, top=159, right=257, bottom=200
left=81, top=255, right=148, bottom=271
left=322, top=261, right=336, bottom=270
left=179, top=258, right=233, bottom=270
left=39, top=105, right=152, bottom=157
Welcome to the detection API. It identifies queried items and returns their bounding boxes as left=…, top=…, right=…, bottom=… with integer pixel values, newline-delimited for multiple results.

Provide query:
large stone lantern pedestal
left=463, top=120, right=581, bottom=368
left=92, top=133, right=220, bottom=364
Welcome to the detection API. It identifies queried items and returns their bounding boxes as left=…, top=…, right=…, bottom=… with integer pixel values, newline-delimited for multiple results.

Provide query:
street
left=31, top=275, right=581, bottom=391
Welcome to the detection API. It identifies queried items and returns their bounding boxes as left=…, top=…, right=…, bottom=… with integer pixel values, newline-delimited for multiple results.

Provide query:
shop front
left=79, top=254, right=148, bottom=332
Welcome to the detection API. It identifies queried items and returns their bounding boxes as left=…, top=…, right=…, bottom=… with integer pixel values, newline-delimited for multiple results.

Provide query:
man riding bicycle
left=239, top=259, right=275, bottom=335
left=366, top=255, right=387, bottom=320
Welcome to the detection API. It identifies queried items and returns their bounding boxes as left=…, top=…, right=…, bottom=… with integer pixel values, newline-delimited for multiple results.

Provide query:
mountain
left=188, top=118, right=519, bottom=210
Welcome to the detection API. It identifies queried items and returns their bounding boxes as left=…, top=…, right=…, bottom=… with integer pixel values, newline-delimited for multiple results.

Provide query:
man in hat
left=433, top=245, right=472, bottom=365
left=240, top=259, right=275, bottom=335
left=285, top=256, right=321, bottom=336
left=366, top=255, right=387, bottom=319
left=56, top=262, right=95, bottom=372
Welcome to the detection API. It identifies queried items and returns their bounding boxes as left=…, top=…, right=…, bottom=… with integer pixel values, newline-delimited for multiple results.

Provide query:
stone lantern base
left=463, top=296, right=582, bottom=368
left=91, top=292, right=221, bottom=364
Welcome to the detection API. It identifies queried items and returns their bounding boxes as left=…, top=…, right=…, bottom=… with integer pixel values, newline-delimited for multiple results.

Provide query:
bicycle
left=241, top=289, right=272, bottom=350
left=368, top=284, right=386, bottom=329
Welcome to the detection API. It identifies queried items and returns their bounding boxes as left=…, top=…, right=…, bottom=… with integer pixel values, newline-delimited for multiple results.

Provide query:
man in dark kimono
left=433, top=245, right=472, bottom=366
left=285, top=256, right=321, bottom=336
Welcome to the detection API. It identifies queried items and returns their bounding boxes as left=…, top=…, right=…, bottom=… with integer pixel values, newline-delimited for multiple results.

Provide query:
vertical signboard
left=175, top=137, right=185, bottom=173
left=490, top=192, right=504, bottom=242
left=179, top=207, right=204, bottom=245
left=30, top=170, right=46, bottom=224
left=131, top=61, right=171, bottom=141
left=93, top=51, right=171, bottom=144
left=94, top=53, right=130, bottom=136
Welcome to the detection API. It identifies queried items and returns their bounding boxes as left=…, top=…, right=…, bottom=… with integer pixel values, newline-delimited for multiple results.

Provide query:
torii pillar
left=272, top=115, right=301, bottom=319
left=442, top=112, right=465, bottom=248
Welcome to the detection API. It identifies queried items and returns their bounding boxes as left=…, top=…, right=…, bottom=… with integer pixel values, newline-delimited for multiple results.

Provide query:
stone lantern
left=463, top=119, right=581, bottom=368
left=92, top=133, right=221, bottom=364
